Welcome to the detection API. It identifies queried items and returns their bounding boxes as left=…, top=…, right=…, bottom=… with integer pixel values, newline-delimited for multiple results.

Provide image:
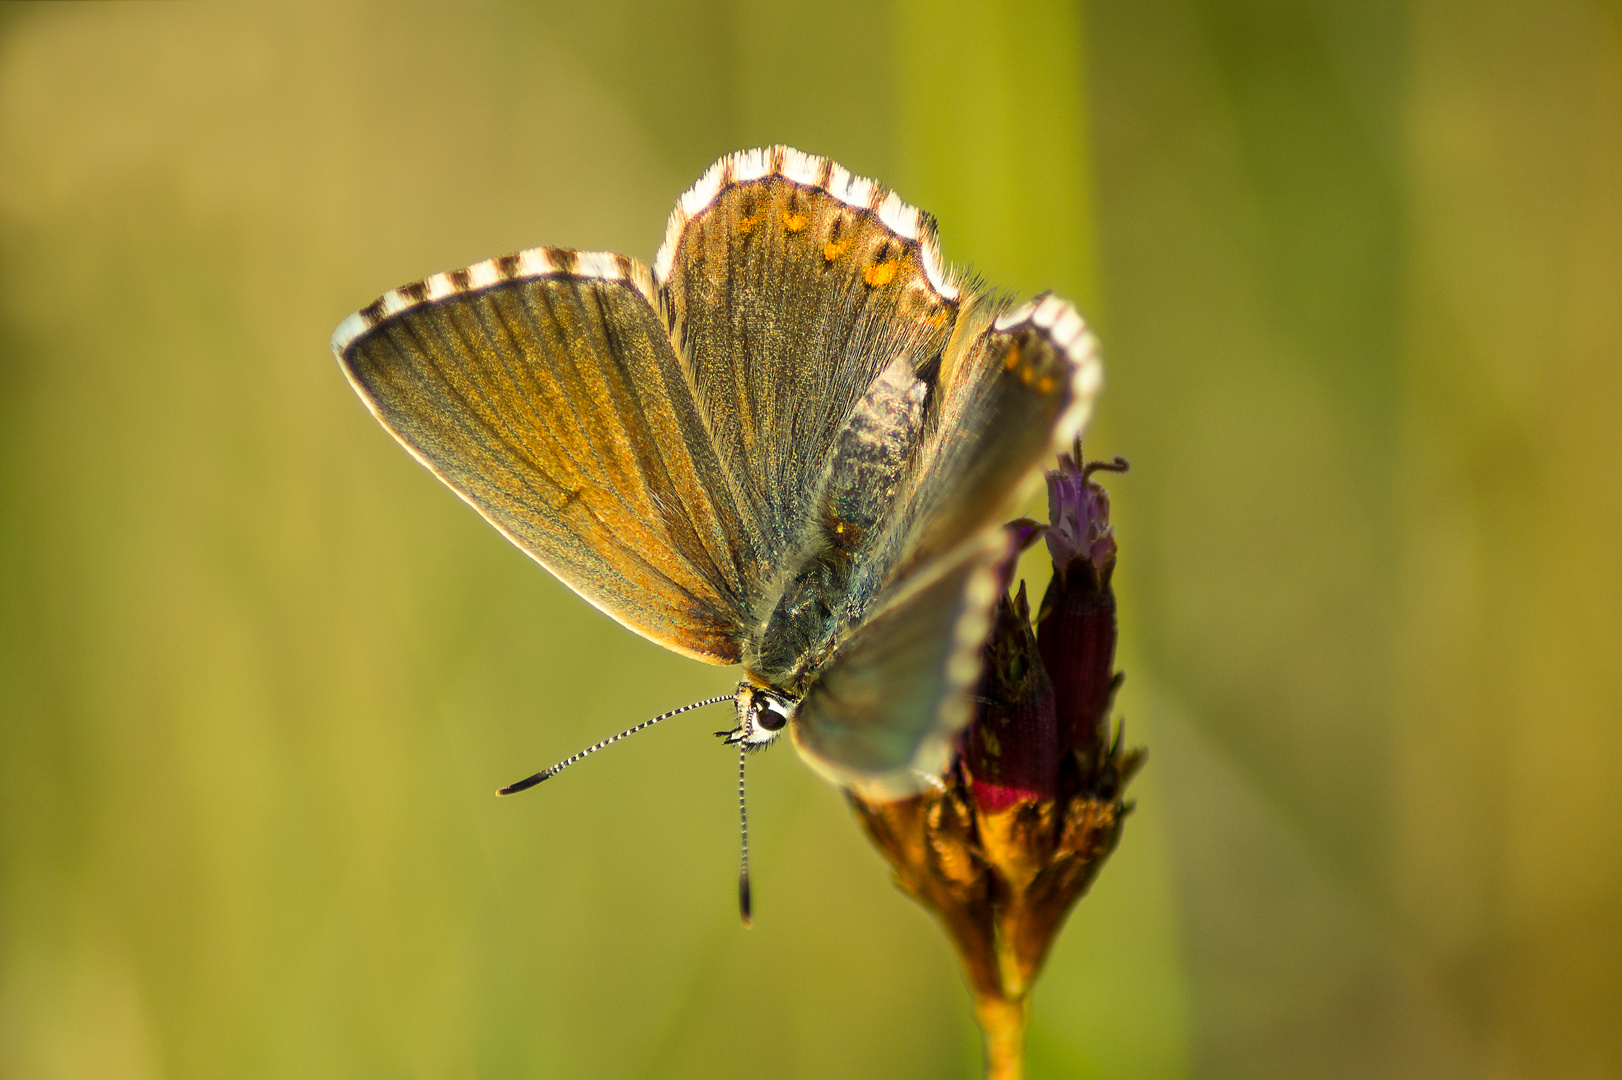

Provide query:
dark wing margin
left=652, top=146, right=963, bottom=581
left=332, top=248, right=758, bottom=664
left=790, top=530, right=1009, bottom=799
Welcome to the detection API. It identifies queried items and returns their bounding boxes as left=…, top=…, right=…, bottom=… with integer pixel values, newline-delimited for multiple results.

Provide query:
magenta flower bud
left=1038, top=453, right=1126, bottom=761
left=962, top=583, right=1061, bottom=812
left=1043, top=451, right=1122, bottom=577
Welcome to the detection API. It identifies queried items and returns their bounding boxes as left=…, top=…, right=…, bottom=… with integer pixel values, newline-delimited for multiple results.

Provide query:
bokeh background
left=2, top=1, right=1618, bottom=1077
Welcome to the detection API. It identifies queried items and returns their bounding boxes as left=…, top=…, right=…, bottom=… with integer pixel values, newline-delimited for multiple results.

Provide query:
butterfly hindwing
left=765, top=290, right=1097, bottom=794
left=897, top=292, right=1101, bottom=576
left=790, top=529, right=1008, bottom=798
left=335, top=251, right=759, bottom=664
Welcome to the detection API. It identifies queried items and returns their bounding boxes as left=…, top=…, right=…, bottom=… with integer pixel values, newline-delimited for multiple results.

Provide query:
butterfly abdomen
left=745, top=357, right=929, bottom=689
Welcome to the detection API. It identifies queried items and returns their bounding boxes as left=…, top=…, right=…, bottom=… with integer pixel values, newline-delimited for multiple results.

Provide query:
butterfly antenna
left=497, top=694, right=732, bottom=795
left=737, top=743, right=753, bottom=927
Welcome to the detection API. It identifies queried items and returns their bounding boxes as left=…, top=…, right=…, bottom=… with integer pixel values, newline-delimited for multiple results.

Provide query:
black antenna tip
left=738, top=874, right=753, bottom=927
left=496, top=770, right=550, bottom=796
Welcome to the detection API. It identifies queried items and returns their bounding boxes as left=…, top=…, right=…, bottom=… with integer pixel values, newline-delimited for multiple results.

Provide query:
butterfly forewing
left=336, top=253, right=757, bottom=664
left=655, top=147, right=961, bottom=576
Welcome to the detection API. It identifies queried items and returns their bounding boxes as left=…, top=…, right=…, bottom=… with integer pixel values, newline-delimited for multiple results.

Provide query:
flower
left=1040, top=452, right=1126, bottom=762
left=847, top=446, right=1142, bottom=1080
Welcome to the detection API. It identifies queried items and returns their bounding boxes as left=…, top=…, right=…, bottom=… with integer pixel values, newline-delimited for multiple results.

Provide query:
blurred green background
left=1, top=1, right=1618, bottom=1077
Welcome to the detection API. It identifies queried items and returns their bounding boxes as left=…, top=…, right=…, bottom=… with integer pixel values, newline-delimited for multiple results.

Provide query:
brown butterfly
left=333, top=146, right=1100, bottom=807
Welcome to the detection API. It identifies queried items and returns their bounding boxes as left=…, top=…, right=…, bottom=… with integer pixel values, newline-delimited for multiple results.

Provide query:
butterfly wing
left=899, top=292, right=1102, bottom=574
left=790, top=530, right=1009, bottom=799
left=792, top=293, right=1103, bottom=794
left=653, top=146, right=963, bottom=577
left=334, top=250, right=760, bottom=664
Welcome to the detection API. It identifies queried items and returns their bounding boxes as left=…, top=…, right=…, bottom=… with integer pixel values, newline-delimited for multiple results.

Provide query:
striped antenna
left=737, top=744, right=753, bottom=927
left=497, top=695, right=733, bottom=796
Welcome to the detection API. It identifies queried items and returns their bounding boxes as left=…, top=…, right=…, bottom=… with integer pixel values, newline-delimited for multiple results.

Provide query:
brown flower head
left=847, top=445, right=1142, bottom=1080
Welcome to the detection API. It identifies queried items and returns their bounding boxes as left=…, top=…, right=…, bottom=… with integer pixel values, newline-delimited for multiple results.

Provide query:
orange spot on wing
left=823, top=239, right=849, bottom=261
left=781, top=210, right=808, bottom=233
left=1035, top=374, right=1056, bottom=394
left=737, top=214, right=756, bottom=234
left=1002, top=341, right=1023, bottom=371
left=863, top=259, right=898, bottom=287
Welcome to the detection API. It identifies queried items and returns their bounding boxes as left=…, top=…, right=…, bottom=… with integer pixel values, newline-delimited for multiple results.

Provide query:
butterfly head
left=721, top=684, right=797, bottom=749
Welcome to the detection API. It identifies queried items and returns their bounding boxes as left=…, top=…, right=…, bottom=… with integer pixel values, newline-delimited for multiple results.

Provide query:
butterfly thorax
left=742, top=357, right=929, bottom=694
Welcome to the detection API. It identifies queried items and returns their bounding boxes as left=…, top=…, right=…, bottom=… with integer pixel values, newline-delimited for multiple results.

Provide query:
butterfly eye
left=755, top=693, right=792, bottom=732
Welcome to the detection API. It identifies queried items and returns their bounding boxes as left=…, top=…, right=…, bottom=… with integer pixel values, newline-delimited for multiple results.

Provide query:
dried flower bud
left=847, top=447, right=1142, bottom=1080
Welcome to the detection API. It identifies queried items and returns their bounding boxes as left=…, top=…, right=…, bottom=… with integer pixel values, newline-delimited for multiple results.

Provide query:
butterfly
left=332, top=146, right=1100, bottom=805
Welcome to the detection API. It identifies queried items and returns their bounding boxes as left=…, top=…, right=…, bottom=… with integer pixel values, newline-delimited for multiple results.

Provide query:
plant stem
left=974, top=994, right=1028, bottom=1080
